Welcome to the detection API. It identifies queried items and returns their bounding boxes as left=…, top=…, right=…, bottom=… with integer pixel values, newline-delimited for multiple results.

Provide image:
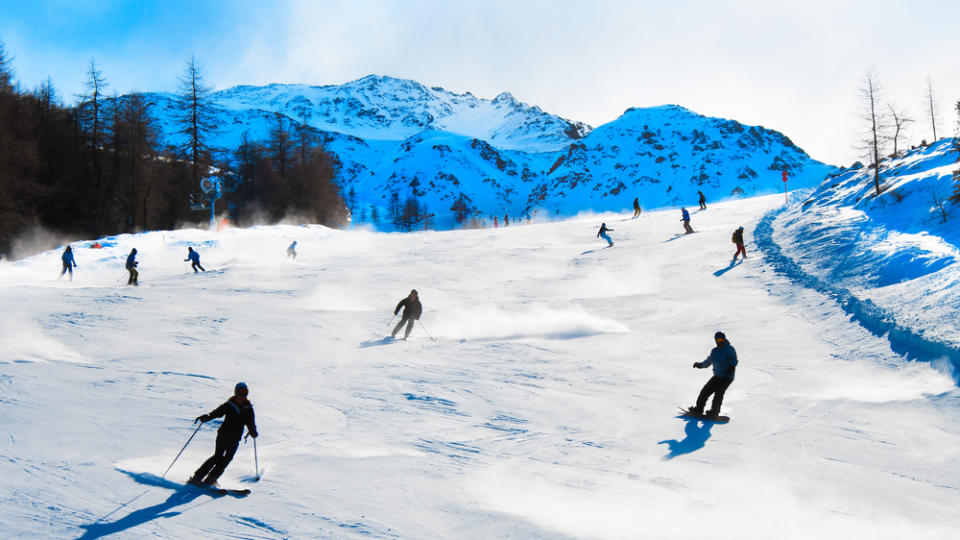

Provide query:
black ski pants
left=194, top=432, right=240, bottom=483
left=191, top=261, right=205, bottom=272
left=127, top=267, right=138, bottom=285
left=61, top=262, right=73, bottom=280
left=695, top=375, right=734, bottom=413
left=392, top=317, right=415, bottom=339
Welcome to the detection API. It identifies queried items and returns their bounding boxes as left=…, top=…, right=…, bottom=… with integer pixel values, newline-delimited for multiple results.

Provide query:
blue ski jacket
left=681, top=209, right=691, bottom=222
left=61, top=249, right=76, bottom=266
left=187, top=250, right=200, bottom=263
left=696, top=342, right=738, bottom=379
left=125, top=252, right=137, bottom=269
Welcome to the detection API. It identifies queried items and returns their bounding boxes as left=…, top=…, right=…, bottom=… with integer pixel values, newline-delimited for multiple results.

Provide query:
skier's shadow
left=658, top=417, right=715, bottom=460
left=713, top=259, right=742, bottom=277
left=77, top=470, right=219, bottom=539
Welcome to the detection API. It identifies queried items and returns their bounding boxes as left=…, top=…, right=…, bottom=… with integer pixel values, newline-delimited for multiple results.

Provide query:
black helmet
left=714, top=331, right=726, bottom=341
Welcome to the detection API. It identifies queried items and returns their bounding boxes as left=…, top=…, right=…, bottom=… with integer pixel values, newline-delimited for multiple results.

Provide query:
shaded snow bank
left=757, top=188, right=960, bottom=380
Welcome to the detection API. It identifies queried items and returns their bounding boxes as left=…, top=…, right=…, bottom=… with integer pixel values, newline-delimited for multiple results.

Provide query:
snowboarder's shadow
left=658, top=417, right=716, bottom=460
left=662, top=233, right=694, bottom=243
left=713, top=259, right=743, bottom=277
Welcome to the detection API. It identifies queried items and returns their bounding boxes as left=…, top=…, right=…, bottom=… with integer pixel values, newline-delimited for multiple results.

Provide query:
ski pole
left=254, top=437, right=260, bottom=480
left=161, top=423, right=202, bottom=480
left=418, top=320, right=436, bottom=341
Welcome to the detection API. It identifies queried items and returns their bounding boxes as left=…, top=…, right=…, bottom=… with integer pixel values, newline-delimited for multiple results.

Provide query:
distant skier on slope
left=125, top=248, right=139, bottom=286
left=391, top=289, right=422, bottom=340
left=287, top=241, right=297, bottom=259
left=732, top=226, right=747, bottom=261
left=597, top=223, right=614, bottom=246
left=185, top=247, right=205, bottom=273
left=632, top=197, right=642, bottom=218
left=681, top=208, right=694, bottom=234
left=60, top=245, right=77, bottom=281
left=189, top=382, right=258, bottom=487
left=686, top=331, right=738, bottom=419
left=504, top=214, right=510, bottom=226
left=698, top=191, right=707, bottom=210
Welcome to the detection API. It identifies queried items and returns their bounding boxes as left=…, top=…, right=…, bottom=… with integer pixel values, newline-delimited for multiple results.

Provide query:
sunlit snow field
left=1, top=195, right=959, bottom=539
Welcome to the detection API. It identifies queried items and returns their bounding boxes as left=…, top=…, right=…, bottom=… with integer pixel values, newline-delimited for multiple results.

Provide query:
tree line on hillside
left=856, top=69, right=960, bottom=209
left=0, top=42, right=346, bottom=259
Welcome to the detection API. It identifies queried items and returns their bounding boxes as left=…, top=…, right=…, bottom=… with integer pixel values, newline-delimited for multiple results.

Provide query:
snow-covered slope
left=2, top=195, right=959, bottom=538
left=143, top=77, right=833, bottom=228
left=769, top=139, right=960, bottom=354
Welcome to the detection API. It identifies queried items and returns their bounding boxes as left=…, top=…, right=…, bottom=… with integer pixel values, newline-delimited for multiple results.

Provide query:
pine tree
left=177, top=56, right=219, bottom=200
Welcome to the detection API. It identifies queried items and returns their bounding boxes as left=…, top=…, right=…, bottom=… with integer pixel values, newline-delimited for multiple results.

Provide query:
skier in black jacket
left=732, top=226, right=747, bottom=261
left=189, top=382, right=258, bottom=487
left=391, top=289, right=422, bottom=340
left=688, top=331, right=738, bottom=418
left=125, top=248, right=139, bottom=285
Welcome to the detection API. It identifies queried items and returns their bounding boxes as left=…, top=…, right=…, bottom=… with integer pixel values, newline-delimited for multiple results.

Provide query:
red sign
left=782, top=170, right=788, bottom=183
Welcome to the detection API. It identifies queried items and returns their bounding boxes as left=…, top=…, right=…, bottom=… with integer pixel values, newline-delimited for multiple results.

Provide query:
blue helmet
left=235, top=382, right=248, bottom=395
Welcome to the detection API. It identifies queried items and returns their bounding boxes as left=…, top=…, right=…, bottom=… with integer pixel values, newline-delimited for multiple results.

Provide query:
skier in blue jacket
left=60, top=245, right=77, bottom=281
left=185, top=247, right=205, bottom=272
left=688, top=331, right=738, bottom=418
left=681, top=208, right=694, bottom=234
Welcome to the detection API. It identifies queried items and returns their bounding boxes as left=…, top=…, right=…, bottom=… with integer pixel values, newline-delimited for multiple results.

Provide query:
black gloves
left=194, top=415, right=209, bottom=424
left=693, top=362, right=702, bottom=369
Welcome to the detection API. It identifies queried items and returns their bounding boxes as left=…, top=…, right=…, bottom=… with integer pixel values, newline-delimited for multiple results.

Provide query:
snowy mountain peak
left=141, top=77, right=830, bottom=229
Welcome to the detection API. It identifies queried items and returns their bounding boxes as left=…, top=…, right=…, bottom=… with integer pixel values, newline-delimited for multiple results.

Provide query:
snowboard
left=187, top=481, right=250, bottom=496
left=677, top=407, right=729, bottom=423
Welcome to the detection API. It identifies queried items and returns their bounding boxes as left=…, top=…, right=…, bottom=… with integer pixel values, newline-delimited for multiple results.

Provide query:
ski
left=187, top=482, right=250, bottom=496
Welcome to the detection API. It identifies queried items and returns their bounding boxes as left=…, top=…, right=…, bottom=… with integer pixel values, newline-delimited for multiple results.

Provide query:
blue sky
left=2, top=0, right=958, bottom=166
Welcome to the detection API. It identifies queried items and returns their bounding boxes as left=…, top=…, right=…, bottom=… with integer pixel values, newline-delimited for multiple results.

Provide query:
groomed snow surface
left=2, top=195, right=959, bottom=539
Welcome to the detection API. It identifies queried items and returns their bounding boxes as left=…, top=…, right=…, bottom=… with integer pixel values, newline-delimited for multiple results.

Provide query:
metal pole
left=161, top=423, right=203, bottom=480
left=254, top=437, right=260, bottom=481
left=418, top=320, right=436, bottom=341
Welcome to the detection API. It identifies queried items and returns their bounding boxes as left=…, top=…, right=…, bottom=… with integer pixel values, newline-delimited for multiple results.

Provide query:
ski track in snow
left=0, top=196, right=959, bottom=539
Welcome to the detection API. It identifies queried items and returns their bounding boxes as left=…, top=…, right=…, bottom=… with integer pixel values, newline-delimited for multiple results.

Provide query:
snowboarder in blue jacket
left=681, top=208, right=694, bottom=234
left=60, top=245, right=77, bottom=281
left=597, top=223, right=614, bottom=246
left=688, top=331, right=737, bottom=418
left=189, top=382, right=258, bottom=487
left=185, top=247, right=205, bottom=272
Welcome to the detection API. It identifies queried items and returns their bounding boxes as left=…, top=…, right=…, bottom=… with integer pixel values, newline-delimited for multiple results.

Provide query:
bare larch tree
left=857, top=69, right=887, bottom=196
left=925, top=77, right=939, bottom=142
left=886, top=103, right=912, bottom=155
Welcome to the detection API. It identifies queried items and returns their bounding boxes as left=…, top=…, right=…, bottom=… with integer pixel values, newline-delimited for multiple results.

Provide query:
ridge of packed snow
left=770, top=138, right=960, bottom=358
